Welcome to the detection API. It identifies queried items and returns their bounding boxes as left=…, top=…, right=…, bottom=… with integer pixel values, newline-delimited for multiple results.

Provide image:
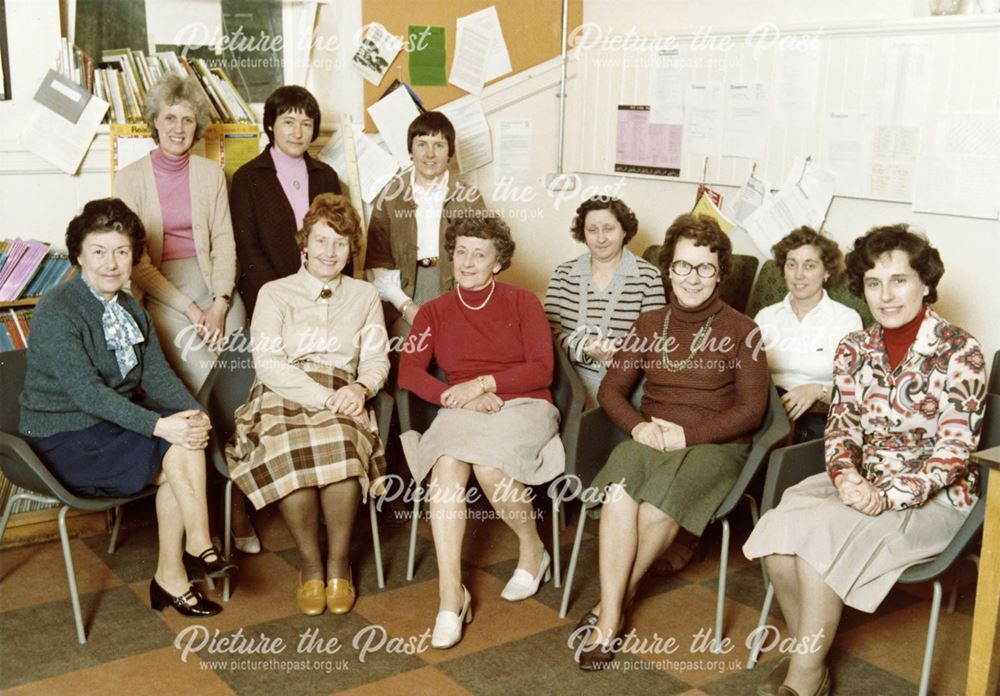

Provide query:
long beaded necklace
left=457, top=279, right=496, bottom=311
left=661, top=307, right=716, bottom=372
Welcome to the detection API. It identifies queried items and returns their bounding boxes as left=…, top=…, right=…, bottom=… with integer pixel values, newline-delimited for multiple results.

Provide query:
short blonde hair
left=143, top=75, right=212, bottom=143
left=295, top=194, right=363, bottom=255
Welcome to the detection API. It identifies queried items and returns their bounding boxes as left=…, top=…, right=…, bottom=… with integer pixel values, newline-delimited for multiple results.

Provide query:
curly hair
left=844, top=224, right=944, bottom=303
left=295, top=193, right=362, bottom=255
left=657, top=213, right=732, bottom=281
left=772, top=226, right=845, bottom=288
left=407, top=111, right=455, bottom=158
left=263, top=85, right=321, bottom=145
left=570, top=196, right=639, bottom=244
left=444, top=213, right=515, bottom=272
left=142, top=75, right=212, bottom=144
left=66, top=198, right=146, bottom=267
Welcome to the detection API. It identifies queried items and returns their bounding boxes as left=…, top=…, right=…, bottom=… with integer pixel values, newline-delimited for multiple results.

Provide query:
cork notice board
left=361, top=0, right=583, bottom=131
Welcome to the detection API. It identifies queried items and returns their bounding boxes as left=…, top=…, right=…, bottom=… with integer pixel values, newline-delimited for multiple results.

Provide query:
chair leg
left=0, top=492, right=27, bottom=543
left=108, top=504, right=124, bottom=554
left=57, top=505, right=87, bottom=644
left=559, top=506, right=588, bottom=618
left=406, top=486, right=422, bottom=581
left=918, top=580, right=943, bottom=696
left=222, top=480, right=232, bottom=602
left=369, top=496, right=385, bottom=589
left=551, top=495, right=561, bottom=589
left=744, top=494, right=769, bottom=586
left=713, top=517, right=730, bottom=654
left=747, top=582, right=775, bottom=669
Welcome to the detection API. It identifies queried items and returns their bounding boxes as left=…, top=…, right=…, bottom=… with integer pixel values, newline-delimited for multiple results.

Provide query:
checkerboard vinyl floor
left=0, top=498, right=979, bottom=695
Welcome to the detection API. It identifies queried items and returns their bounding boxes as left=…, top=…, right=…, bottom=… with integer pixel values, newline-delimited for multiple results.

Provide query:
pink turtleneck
left=150, top=148, right=196, bottom=261
left=270, top=146, right=310, bottom=230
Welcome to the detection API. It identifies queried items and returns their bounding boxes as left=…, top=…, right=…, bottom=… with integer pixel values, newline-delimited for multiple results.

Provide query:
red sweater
left=399, top=282, right=554, bottom=405
left=598, top=292, right=769, bottom=445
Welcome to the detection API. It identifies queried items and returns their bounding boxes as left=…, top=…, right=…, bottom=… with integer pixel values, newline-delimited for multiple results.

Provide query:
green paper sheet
left=408, top=26, right=446, bottom=86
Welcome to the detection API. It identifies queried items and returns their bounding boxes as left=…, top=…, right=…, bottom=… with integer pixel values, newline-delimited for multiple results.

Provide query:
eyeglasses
left=670, top=260, right=718, bottom=278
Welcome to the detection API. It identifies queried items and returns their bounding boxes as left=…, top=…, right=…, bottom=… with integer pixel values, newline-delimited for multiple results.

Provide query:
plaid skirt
left=226, top=364, right=386, bottom=510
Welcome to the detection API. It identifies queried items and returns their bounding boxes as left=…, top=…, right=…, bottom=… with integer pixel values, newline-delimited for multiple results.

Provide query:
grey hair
left=142, top=75, right=212, bottom=144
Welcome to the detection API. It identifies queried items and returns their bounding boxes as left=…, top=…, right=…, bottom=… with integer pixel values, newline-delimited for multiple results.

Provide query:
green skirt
left=586, top=440, right=749, bottom=536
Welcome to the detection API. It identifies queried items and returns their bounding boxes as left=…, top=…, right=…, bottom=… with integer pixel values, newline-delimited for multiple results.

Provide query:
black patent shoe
left=183, top=547, right=237, bottom=580
left=149, top=578, right=222, bottom=617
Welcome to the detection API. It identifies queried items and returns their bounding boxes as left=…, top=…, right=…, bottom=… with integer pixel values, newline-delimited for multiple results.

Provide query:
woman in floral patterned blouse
left=743, top=224, right=987, bottom=696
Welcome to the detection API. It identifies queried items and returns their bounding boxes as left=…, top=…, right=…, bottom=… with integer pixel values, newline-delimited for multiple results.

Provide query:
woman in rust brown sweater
left=575, top=214, right=770, bottom=670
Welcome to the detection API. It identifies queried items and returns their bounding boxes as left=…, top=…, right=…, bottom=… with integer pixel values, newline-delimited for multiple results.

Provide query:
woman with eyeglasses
left=573, top=213, right=769, bottom=671
left=544, top=196, right=665, bottom=409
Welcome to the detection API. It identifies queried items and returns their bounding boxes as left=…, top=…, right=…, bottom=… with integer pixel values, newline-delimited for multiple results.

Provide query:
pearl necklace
left=457, top=279, right=496, bottom=311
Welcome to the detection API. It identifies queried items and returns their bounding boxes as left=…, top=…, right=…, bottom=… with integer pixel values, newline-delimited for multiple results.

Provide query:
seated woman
left=398, top=214, right=564, bottom=650
left=544, top=195, right=665, bottom=408
left=226, top=194, right=389, bottom=616
left=576, top=213, right=769, bottom=670
left=743, top=225, right=987, bottom=696
left=754, top=227, right=862, bottom=442
left=20, top=199, right=234, bottom=617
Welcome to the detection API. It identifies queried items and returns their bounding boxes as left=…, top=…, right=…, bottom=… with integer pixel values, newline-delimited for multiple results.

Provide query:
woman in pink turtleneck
left=115, top=74, right=245, bottom=396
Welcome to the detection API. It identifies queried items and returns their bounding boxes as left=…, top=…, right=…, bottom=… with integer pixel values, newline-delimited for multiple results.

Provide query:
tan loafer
left=326, top=577, right=356, bottom=614
left=297, top=578, right=326, bottom=616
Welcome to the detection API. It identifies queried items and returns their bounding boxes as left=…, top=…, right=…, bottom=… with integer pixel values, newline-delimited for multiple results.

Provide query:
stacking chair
left=744, top=259, right=876, bottom=328
left=0, top=349, right=157, bottom=644
left=558, top=382, right=789, bottom=653
left=746, top=393, right=1000, bottom=696
left=989, top=349, right=999, bottom=395
left=198, top=346, right=393, bottom=600
left=397, top=344, right=585, bottom=585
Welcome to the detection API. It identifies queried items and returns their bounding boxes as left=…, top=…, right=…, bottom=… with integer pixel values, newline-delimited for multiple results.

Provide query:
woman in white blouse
left=226, top=194, right=389, bottom=616
left=754, top=227, right=862, bottom=441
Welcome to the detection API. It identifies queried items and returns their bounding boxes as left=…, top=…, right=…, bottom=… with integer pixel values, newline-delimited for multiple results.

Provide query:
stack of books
left=57, top=39, right=256, bottom=126
left=0, top=241, right=77, bottom=350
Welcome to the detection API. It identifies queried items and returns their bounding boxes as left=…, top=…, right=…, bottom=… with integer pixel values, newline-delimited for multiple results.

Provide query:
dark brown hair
left=66, top=198, right=145, bottom=267
left=657, top=213, right=732, bottom=280
left=444, top=213, right=515, bottom=272
left=295, top=193, right=362, bottom=254
left=845, top=224, right=944, bottom=303
left=570, top=196, right=639, bottom=244
left=407, top=111, right=455, bottom=158
left=263, top=85, right=321, bottom=145
left=772, top=226, right=845, bottom=288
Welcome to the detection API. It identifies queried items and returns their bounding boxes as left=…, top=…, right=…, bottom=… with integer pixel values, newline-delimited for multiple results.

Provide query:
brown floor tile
left=837, top=597, right=971, bottom=695
left=251, top=505, right=297, bottom=552
left=0, top=538, right=122, bottom=611
left=352, top=569, right=567, bottom=665
left=5, top=646, right=235, bottom=696
left=127, top=551, right=300, bottom=633
left=675, top=690, right=712, bottom=696
left=628, top=584, right=767, bottom=686
left=334, top=665, right=473, bottom=696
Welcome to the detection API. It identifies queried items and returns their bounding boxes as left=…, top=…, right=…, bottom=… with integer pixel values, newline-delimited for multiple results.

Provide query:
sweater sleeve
left=231, top=169, right=276, bottom=316
left=825, top=337, right=865, bottom=484
left=598, top=320, right=648, bottom=435
left=682, top=323, right=769, bottom=445
left=398, top=304, right=449, bottom=405
left=28, top=305, right=164, bottom=436
left=491, top=291, right=554, bottom=394
left=365, top=182, right=395, bottom=271
left=353, top=287, right=391, bottom=396
left=544, top=266, right=593, bottom=366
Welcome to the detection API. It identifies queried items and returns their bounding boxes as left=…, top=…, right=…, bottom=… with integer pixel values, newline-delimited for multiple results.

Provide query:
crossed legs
left=277, top=479, right=362, bottom=582
left=428, top=455, right=547, bottom=613
left=764, top=553, right=842, bottom=694
left=588, top=484, right=681, bottom=646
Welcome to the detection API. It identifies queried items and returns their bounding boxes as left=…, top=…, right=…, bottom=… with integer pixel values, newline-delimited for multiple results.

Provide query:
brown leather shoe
left=297, top=578, right=326, bottom=616
left=326, top=577, right=356, bottom=614
left=756, top=656, right=791, bottom=696
left=776, top=667, right=830, bottom=696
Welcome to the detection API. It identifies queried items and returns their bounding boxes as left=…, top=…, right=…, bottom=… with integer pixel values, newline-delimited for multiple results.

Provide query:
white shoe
left=233, top=531, right=261, bottom=555
left=431, top=585, right=473, bottom=649
left=501, top=550, right=552, bottom=601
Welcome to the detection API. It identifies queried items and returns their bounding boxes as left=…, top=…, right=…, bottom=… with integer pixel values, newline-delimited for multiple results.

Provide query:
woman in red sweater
left=575, top=214, right=770, bottom=670
left=399, top=214, right=565, bottom=650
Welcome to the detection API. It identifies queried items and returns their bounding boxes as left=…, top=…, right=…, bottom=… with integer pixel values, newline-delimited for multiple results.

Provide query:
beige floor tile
left=334, top=665, right=473, bottom=696
left=0, top=538, right=122, bottom=611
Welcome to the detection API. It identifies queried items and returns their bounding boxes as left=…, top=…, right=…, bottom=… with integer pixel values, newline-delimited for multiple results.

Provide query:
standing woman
left=754, top=227, right=862, bottom=442
left=20, top=199, right=234, bottom=617
left=230, top=85, right=341, bottom=317
left=743, top=225, right=987, bottom=696
left=544, top=196, right=665, bottom=408
left=114, top=74, right=245, bottom=394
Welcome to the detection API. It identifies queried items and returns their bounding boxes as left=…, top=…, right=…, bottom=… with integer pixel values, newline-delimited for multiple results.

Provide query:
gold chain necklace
left=457, top=279, right=496, bottom=311
left=661, top=308, right=715, bottom=372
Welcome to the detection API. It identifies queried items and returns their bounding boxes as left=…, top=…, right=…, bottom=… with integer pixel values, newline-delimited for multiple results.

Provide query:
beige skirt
left=399, top=397, right=565, bottom=485
left=742, top=472, right=968, bottom=612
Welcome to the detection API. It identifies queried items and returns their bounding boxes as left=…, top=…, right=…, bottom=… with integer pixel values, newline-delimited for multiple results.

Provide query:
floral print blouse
left=826, top=307, right=987, bottom=511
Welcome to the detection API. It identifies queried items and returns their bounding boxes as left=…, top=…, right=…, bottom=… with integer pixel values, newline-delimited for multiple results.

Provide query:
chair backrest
left=551, top=345, right=586, bottom=476
left=711, top=382, right=790, bottom=522
left=198, top=347, right=257, bottom=477
left=0, top=349, right=27, bottom=435
left=745, top=259, right=875, bottom=328
left=989, top=350, right=999, bottom=395
left=642, top=245, right=759, bottom=313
